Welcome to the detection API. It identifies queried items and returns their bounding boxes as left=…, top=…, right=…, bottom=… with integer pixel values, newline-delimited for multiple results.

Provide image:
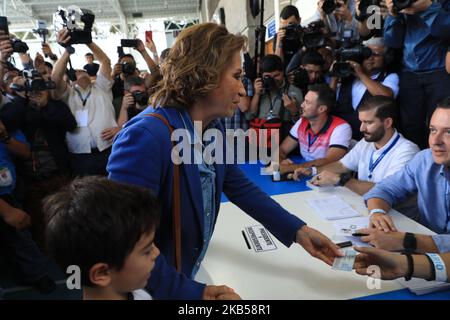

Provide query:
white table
left=195, top=187, right=435, bottom=300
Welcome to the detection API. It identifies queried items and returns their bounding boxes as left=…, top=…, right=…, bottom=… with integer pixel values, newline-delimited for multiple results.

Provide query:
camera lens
left=322, top=0, right=337, bottom=15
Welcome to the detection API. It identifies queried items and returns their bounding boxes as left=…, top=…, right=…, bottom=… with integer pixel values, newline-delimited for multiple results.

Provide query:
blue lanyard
left=75, top=87, right=92, bottom=107
left=308, top=133, right=319, bottom=151
left=368, top=134, right=400, bottom=178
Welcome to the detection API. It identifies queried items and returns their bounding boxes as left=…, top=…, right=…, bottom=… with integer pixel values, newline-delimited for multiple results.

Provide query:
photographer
left=247, top=55, right=303, bottom=149
left=116, top=76, right=149, bottom=127
left=314, top=0, right=360, bottom=43
left=275, top=5, right=302, bottom=65
left=51, top=29, right=119, bottom=176
left=384, top=0, right=450, bottom=149
left=332, top=37, right=399, bottom=140
left=112, top=40, right=160, bottom=100
left=288, top=49, right=326, bottom=95
left=83, top=52, right=99, bottom=79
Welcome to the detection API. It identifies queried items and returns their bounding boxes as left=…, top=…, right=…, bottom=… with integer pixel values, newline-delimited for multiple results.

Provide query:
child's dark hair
left=44, top=176, right=160, bottom=287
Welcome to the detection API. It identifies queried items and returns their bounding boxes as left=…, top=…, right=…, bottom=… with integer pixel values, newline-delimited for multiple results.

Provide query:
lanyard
left=368, top=133, right=400, bottom=179
left=308, top=132, right=319, bottom=151
left=75, top=87, right=92, bottom=107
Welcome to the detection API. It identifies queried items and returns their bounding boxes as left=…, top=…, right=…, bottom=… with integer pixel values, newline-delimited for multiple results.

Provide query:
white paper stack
left=397, top=277, right=450, bottom=295
left=307, top=195, right=363, bottom=220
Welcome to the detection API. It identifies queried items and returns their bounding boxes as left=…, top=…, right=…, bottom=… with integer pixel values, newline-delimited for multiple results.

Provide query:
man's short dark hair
left=85, top=53, right=94, bottom=57
left=437, top=96, right=450, bottom=110
left=119, top=54, right=136, bottom=63
left=44, top=177, right=160, bottom=287
left=358, top=95, right=397, bottom=122
left=301, top=50, right=324, bottom=67
left=280, top=5, right=300, bottom=20
left=307, top=84, right=336, bottom=113
left=261, top=54, right=285, bottom=73
left=124, top=76, right=144, bottom=91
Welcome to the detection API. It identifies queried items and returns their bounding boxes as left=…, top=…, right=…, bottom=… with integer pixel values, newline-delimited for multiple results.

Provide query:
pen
left=336, top=241, right=353, bottom=248
left=242, top=230, right=251, bottom=250
left=352, top=233, right=369, bottom=237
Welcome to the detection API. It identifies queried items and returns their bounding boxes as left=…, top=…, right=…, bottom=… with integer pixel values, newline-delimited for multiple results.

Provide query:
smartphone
left=145, top=30, right=153, bottom=43
left=121, top=39, right=139, bottom=48
left=0, top=16, right=9, bottom=35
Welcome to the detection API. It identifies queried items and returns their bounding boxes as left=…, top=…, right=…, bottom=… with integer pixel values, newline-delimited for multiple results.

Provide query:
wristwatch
left=338, top=172, right=352, bottom=186
left=403, top=232, right=417, bottom=254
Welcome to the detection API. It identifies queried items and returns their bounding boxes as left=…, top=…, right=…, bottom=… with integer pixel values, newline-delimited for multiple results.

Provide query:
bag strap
left=147, top=113, right=182, bottom=273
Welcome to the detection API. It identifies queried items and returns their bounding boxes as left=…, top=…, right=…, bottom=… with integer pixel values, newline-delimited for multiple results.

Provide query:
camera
left=9, top=69, right=56, bottom=92
left=54, top=5, right=95, bottom=45
left=283, top=24, right=303, bottom=56
left=121, top=62, right=136, bottom=76
left=357, top=0, right=381, bottom=20
left=0, top=16, right=29, bottom=54
left=132, top=91, right=149, bottom=106
left=11, top=39, right=29, bottom=53
left=292, top=68, right=310, bottom=90
left=302, top=21, right=326, bottom=49
left=393, top=0, right=417, bottom=11
left=332, top=45, right=372, bottom=78
left=262, top=75, right=277, bottom=91
left=121, top=39, right=139, bottom=48
left=322, top=0, right=348, bottom=15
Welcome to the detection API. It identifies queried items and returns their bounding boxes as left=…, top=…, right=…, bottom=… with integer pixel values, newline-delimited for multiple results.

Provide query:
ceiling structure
left=1, top=0, right=201, bottom=32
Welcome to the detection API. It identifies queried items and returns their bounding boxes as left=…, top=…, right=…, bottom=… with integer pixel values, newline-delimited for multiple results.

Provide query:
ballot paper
left=332, top=248, right=357, bottom=272
left=397, top=278, right=450, bottom=295
left=333, top=216, right=370, bottom=237
left=307, top=195, right=363, bottom=220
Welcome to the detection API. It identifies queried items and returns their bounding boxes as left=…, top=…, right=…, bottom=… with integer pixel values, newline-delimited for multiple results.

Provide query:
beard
left=363, top=126, right=385, bottom=143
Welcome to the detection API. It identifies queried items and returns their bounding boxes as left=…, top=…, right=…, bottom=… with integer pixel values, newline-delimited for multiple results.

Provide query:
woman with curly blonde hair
left=108, top=22, right=342, bottom=300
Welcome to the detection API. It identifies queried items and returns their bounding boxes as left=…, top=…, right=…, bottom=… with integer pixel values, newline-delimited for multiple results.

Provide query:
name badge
left=0, top=167, right=13, bottom=187
left=75, top=110, right=89, bottom=128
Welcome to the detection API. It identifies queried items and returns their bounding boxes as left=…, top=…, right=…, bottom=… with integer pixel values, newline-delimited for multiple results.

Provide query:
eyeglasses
left=371, top=51, right=383, bottom=57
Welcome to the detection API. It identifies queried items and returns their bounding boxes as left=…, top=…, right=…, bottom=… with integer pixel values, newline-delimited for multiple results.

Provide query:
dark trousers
left=70, top=147, right=111, bottom=177
left=398, top=69, right=450, bottom=149
left=0, top=195, right=48, bottom=283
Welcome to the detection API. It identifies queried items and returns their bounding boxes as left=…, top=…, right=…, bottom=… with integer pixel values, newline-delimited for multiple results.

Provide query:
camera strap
left=75, top=87, right=92, bottom=107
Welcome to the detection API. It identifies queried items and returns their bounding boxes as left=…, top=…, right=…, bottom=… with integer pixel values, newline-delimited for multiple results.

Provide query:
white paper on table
left=307, top=195, right=363, bottom=220
left=333, top=216, right=370, bottom=236
left=397, top=278, right=450, bottom=295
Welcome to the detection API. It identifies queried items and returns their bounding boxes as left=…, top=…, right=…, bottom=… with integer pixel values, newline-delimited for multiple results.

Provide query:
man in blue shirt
left=360, top=97, right=450, bottom=253
left=384, top=0, right=450, bottom=149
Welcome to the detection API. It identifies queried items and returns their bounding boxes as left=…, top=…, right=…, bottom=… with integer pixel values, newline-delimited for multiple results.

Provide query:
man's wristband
left=369, top=208, right=386, bottom=218
left=310, top=166, right=318, bottom=176
left=403, top=232, right=417, bottom=254
left=403, top=253, right=414, bottom=281
left=338, top=172, right=352, bottom=186
left=426, top=253, right=448, bottom=282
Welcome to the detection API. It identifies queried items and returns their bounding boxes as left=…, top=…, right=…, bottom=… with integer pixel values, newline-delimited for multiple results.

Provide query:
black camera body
left=0, top=16, right=29, bottom=54
left=121, top=62, right=136, bottom=76
left=292, top=68, right=310, bottom=90
left=55, top=7, right=95, bottom=46
left=10, top=69, right=56, bottom=92
left=283, top=24, right=303, bottom=56
left=322, top=0, right=348, bottom=15
left=302, top=20, right=326, bottom=49
left=262, top=75, right=277, bottom=91
left=121, top=39, right=139, bottom=48
left=332, top=45, right=372, bottom=78
left=132, top=91, right=149, bottom=106
left=393, top=0, right=417, bottom=11
left=11, top=39, right=29, bottom=53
